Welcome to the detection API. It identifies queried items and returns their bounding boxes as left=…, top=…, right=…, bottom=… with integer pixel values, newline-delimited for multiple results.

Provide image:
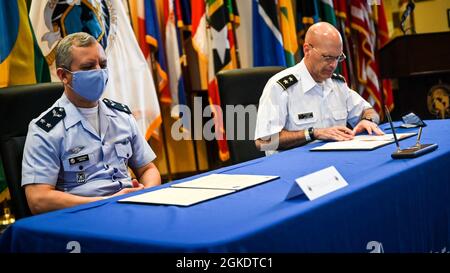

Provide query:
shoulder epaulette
left=276, top=74, right=298, bottom=90
left=331, top=73, right=346, bottom=83
left=102, top=98, right=132, bottom=114
left=35, top=107, right=66, bottom=132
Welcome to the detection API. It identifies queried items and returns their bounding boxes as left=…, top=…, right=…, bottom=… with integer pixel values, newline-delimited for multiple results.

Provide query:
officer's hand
left=131, top=179, right=140, bottom=188
left=314, top=126, right=354, bottom=141
left=110, top=183, right=145, bottom=197
left=353, top=120, right=384, bottom=136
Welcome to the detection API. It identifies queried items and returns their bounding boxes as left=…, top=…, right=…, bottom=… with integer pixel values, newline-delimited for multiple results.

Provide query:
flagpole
left=177, top=24, right=200, bottom=173
left=169, top=0, right=201, bottom=173
left=149, top=53, right=174, bottom=182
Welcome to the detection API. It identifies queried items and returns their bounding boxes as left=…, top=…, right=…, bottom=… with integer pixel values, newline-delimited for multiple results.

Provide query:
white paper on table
left=311, top=133, right=416, bottom=151
left=118, top=187, right=234, bottom=206
left=171, top=174, right=279, bottom=190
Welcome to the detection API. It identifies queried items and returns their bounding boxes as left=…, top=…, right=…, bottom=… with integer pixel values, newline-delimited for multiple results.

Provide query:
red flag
left=350, top=0, right=385, bottom=116
left=206, top=0, right=240, bottom=161
left=375, top=2, right=394, bottom=113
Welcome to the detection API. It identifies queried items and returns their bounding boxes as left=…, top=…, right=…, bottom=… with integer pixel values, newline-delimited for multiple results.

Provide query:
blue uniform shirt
left=22, top=93, right=156, bottom=197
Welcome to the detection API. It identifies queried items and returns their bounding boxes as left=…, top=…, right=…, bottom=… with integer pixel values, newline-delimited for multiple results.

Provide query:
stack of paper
left=311, top=133, right=416, bottom=151
left=118, top=174, right=279, bottom=206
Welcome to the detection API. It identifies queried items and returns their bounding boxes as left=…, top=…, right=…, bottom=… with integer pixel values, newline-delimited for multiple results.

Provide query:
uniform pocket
left=331, top=110, right=347, bottom=121
left=114, top=139, right=132, bottom=159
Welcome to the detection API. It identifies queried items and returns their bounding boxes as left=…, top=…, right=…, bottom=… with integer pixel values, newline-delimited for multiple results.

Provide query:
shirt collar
left=59, top=93, right=116, bottom=130
left=299, top=60, right=335, bottom=95
left=99, top=98, right=117, bottom=118
left=299, top=60, right=318, bottom=94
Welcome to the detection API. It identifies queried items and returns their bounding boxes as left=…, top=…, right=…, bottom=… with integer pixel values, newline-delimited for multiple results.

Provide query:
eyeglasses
left=307, top=43, right=346, bottom=63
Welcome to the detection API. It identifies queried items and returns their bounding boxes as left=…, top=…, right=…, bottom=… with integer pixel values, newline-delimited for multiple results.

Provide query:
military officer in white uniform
left=255, top=22, right=383, bottom=155
left=22, top=33, right=161, bottom=214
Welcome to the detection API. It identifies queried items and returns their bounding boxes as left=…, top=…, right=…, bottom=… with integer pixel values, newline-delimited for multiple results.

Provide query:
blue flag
left=252, top=0, right=286, bottom=67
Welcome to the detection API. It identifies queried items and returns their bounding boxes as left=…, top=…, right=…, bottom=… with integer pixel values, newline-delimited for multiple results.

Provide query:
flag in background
left=1, top=0, right=36, bottom=87
left=145, top=0, right=172, bottom=105
left=177, top=0, right=192, bottom=27
left=174, top=0, right=192, bottom=80
left=296, top=0, right=320, bottom=47
left=334, top=0, right=353, bottom=84
left=225, top=0, right=240, bottom=68
left=30, top=0, right=162, bottom=140
left=350, top=0, right=384, bottom=116
left=318, top=0, right=337, bottom=26
left=129, top=0, right=150, bottom=63
left=374, top=1, right=394, bottom=112
left=163, top=0, right=188, bottom=126
left=253, top=0, right=285, bottom=67
left=317, top=0, right=346, bottom=76
left=206, top=0, right=242, bottom=161
left=278, top=0, right=298, bottom=66
left=191, top=0, right=209, bottom=90
left=233, top=0, right=252, bottom=68
left=0, top=0, right=49, bottom=203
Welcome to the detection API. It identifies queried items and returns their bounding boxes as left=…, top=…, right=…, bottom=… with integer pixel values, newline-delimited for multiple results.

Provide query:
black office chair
left=217, top=66, right=285, bottom=164
left=0, top=83, right=64, bottom=218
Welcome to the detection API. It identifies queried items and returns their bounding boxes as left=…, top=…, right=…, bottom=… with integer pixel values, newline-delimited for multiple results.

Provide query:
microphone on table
left=384, top=107, right=438, bottom=159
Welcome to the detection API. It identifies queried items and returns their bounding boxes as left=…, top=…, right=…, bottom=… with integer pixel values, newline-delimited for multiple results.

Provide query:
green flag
left=319, top=0, right=337, bottom=26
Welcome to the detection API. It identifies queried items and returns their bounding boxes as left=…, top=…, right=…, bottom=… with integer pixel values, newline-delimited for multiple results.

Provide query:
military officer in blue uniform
left=22, top=32, right=161, bottom=214
left=255, top=22, right=384, bottom=155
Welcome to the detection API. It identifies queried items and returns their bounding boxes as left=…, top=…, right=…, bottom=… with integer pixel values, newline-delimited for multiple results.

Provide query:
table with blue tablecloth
left=1, top=120, right=449, bottom=253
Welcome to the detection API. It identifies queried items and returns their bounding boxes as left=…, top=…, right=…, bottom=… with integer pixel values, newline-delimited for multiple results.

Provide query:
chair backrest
left=0, top=83, right=64, bottom=218
left=217, top=66, right=285, bottom=164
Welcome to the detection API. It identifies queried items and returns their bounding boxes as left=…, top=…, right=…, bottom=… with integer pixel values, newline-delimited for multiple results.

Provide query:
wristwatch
left=308, top=127, right=315, bottom=140
left=304, top=127, right=315, bottom=142
left=362, top=116, right=377, bottom=124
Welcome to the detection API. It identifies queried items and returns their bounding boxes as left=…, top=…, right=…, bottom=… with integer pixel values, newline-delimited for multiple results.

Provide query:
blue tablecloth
left=1, top=120, right=450, bottom=253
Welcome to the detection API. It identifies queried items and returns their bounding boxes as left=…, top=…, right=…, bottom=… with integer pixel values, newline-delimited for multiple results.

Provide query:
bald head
left=303, top=22, right=344, bottom=82
left=305, top=22, right=342, bottom=48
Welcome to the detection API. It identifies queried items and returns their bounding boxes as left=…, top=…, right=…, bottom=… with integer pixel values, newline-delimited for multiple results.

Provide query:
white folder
left=118, top=174, right=279, bottom=206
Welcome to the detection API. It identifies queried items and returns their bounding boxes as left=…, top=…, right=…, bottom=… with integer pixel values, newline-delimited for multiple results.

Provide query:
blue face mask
left=65, top=68, right=109, bottom=101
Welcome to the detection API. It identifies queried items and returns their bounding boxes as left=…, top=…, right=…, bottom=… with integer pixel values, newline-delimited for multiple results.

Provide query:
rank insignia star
left=331, top=73, right=346, bottom=83
left=102, top=98, right=132, bottom=114
left=35, top=107, right=66, bottom=132
left=277, top=74, right=298, bottom=90
left=52, top=109, right=62, bottom=118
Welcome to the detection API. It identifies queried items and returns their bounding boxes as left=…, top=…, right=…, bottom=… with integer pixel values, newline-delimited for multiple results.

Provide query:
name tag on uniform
left=69, top=154, right=89, bottom=165
left=298, top=112, right=314, bottom=120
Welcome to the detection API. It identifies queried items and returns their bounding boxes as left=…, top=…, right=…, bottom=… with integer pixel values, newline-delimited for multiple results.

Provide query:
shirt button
left=104, top=164, right=109, bottom=170
left=113, top=168, right=118, bottom=173
left=126, top=153, right=129, bottom=157
left=102, top=141, right=105, bottom=146
left=79, top=165, right=84, bottom=170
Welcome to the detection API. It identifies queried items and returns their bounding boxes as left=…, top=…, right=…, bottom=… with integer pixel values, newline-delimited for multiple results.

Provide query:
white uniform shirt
left=255, top=60, right=371, bottom=155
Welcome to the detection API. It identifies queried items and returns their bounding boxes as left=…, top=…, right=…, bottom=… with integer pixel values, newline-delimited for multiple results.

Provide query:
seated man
left=22, top=32, right=161, bottom=214
left=255, top=22, right=383, bottom=155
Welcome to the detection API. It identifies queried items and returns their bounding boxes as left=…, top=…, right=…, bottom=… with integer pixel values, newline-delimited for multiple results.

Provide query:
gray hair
left=55, top=32, right=97, bottom=69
